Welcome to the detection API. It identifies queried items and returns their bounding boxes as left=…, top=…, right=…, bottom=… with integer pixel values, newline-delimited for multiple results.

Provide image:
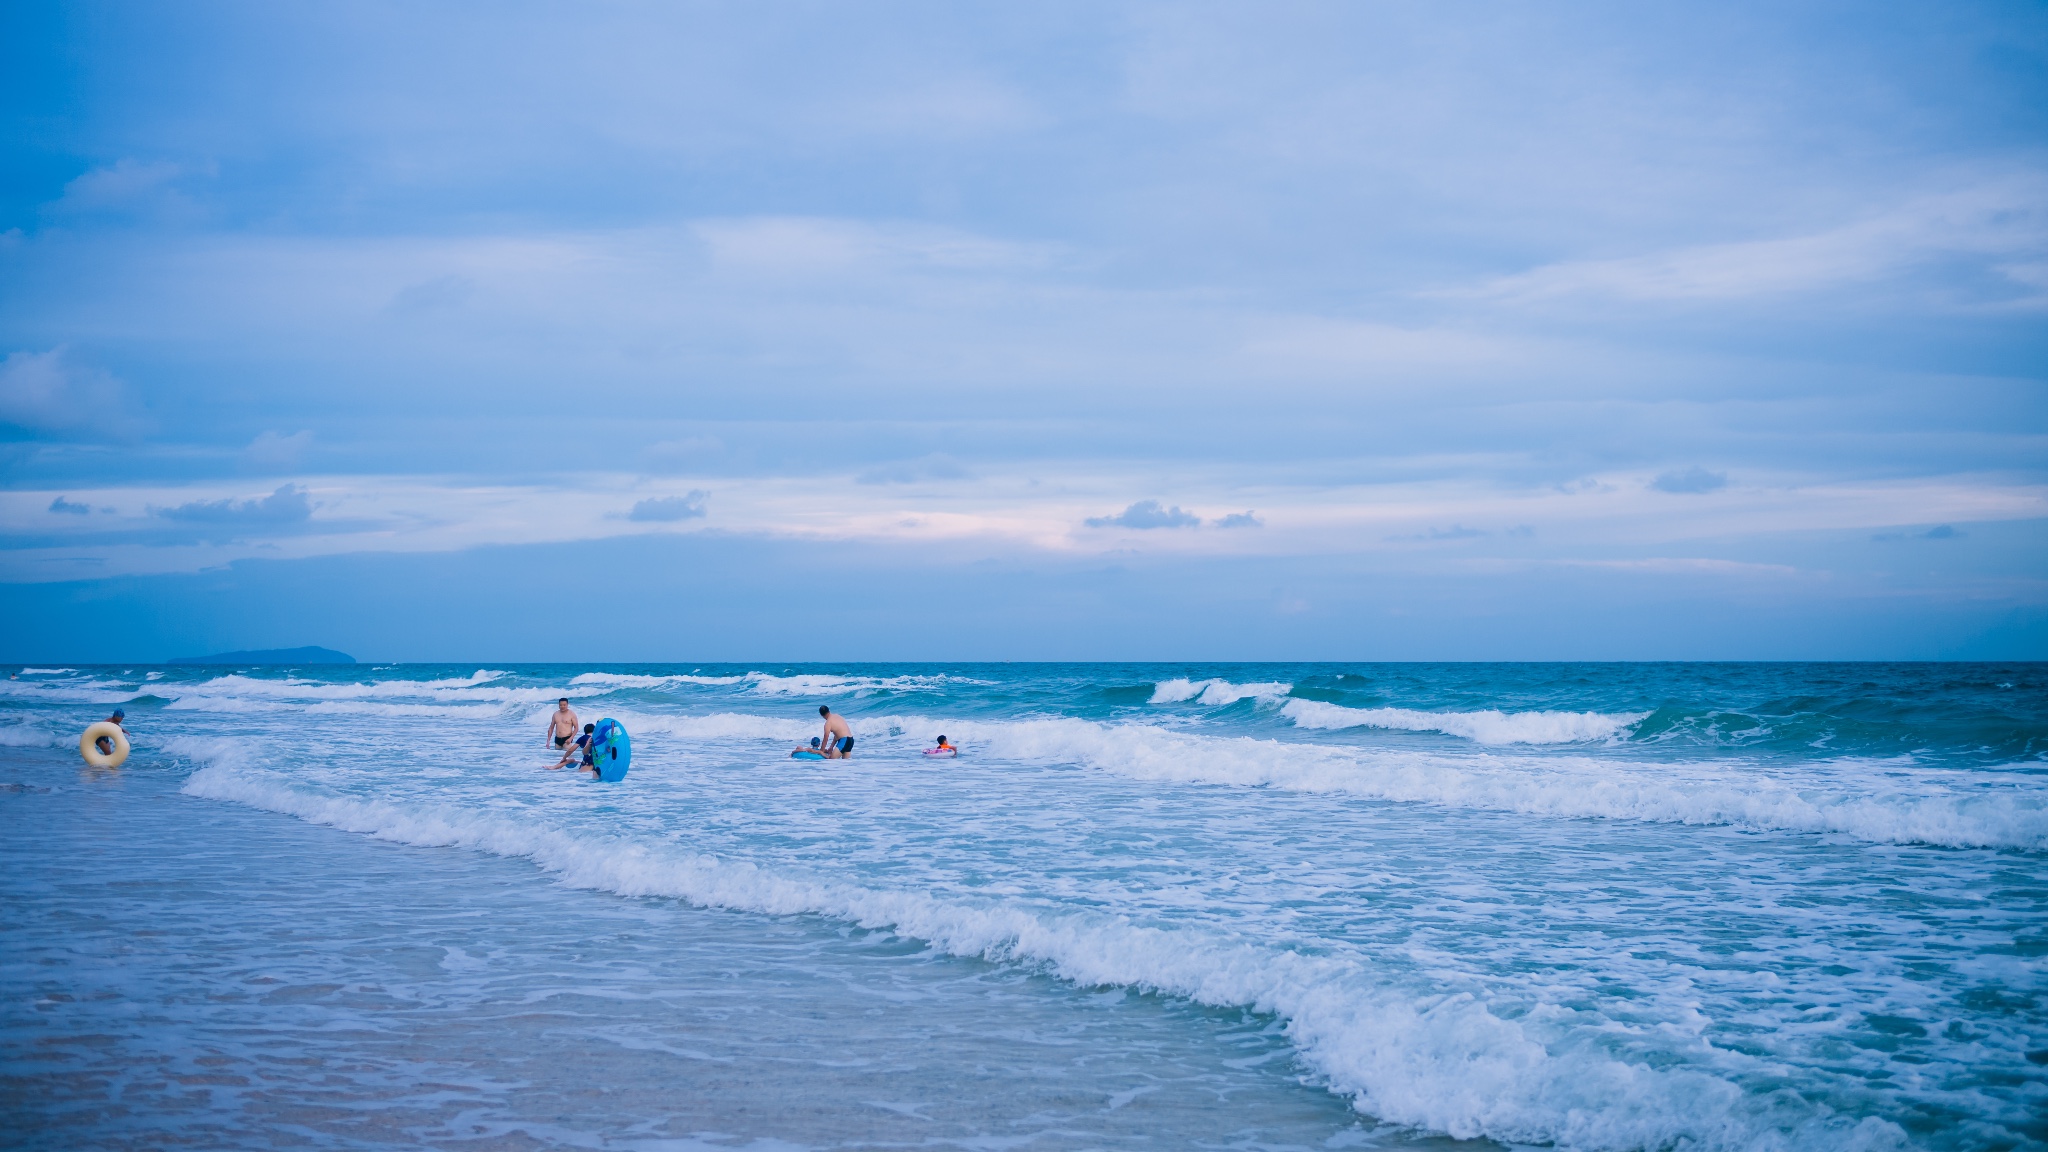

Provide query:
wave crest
left=1150, top=678, right=1293, bottom=706
left=1281, top=699, right=1645, bottom=744
left=170, top=742, right=1908, bottom=1152
left=601, top=710, right=2047, bottom=851
left=0, top=722, right=58, bottom=747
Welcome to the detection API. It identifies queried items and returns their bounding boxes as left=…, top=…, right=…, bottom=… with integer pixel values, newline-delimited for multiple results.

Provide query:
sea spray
left=176, top=743, right=1912, bottom=1152
left=12, top=661, right=2035, bottom=1151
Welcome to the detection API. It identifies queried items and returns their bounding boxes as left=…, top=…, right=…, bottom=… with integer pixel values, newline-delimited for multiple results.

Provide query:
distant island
left=167, top=646, right=357, bottom=666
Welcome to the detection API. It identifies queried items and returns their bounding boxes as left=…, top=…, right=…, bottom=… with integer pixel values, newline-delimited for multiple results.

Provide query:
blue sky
left=2, top=1, right=2044, bottom=661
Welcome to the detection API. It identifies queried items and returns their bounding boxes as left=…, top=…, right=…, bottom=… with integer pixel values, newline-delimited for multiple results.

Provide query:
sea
left=2, top=662, right=2044, bottom=1151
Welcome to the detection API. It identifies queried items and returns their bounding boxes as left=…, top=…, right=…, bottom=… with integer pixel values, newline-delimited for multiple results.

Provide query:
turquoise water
left=3, top=662, right=2044, bottom=1149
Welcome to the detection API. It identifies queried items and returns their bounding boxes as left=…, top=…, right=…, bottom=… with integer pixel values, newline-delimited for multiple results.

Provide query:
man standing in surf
left=544, top=698, right=580, bottom=754
left=817, top=705, right=854, bottom=758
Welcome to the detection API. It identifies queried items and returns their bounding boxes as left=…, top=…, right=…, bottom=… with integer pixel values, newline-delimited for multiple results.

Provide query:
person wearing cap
left=95, top=708, right=127, bottom=756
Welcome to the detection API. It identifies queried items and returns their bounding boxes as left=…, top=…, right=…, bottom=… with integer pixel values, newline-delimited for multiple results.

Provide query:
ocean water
left=3, top=662, right=2045, bottom=1151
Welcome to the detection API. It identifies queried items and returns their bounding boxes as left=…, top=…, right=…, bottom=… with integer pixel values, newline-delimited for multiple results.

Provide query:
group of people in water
left=544, top=699, right=601, bottom=772
left=80, top=697, right=948, bottom=775
left=542, top=699, right=956, bottom=768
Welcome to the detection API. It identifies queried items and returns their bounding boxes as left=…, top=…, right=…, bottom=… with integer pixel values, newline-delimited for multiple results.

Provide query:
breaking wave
left=1149, top=678, right=1293, bottom=705
left=0, top=722, right=58, bottom=747
left=1281, top=698, right=1645, bottom=744
left=625, top=711, right=2048, bottom=852
left=172, top=739, right=1910, bottom=1152
left=569, top=671, right=991, bottom=696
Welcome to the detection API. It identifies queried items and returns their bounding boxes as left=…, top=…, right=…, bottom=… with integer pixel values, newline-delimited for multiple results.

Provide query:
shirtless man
left=817, top=705, right=854, bottom=759
left=550, top=723, right=596, bottom=772
left=545, top=698, right=580, bottom=753
left=95, top=708, right=128, bottom=756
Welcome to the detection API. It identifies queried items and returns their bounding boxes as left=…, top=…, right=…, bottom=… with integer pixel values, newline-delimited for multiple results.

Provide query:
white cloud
left=153, top=483, right=314, bottom=526
left=3, top=466, right=2044, bottom=583
left=1085, top=500, right=1202, bottom=529
left=0, top=347, right=145, bottom=440
left=46, top=159, right=201, bottom=221
left=245, top=430, right=313, bottom=470
left=627, top=491, right=708, bottom=522
left=1458, top=176, right=2048, bottom=306
left=1650, top=467, right=1728, bottom=494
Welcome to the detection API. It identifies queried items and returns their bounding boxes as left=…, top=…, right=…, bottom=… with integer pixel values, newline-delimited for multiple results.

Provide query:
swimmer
left=550, top=723, right=595, bottom=771
left=545, top=698, right=580, bottom=752
left=816, top=705, right=854, bottom=759
left=95, top=708, right=128, bottom=756
left=925, top=735, right=957, bottom=756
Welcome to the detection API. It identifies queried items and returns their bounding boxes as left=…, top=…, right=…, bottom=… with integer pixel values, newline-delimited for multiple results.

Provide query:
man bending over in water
left=550, top=723, right=596, bottom=771
left=96, top=708, right=127, bottom=756
left=545, top=698, right=580, bottom=753
left=817, top=705, right=854, bottom=758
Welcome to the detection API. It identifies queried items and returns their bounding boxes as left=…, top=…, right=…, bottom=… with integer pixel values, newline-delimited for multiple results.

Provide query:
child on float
left=549, top=723, right=596, bottom=771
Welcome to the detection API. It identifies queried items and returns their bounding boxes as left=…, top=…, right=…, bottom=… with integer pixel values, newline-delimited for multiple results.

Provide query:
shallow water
left=3, top=662, right=2044, bottom=1150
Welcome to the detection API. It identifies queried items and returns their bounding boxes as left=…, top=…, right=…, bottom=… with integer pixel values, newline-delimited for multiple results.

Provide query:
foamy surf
left=0, top=721, right=57, bottom=747
left=1150, top=677, right=1294, bottom=705
left=569, top=671, right=751, bottom=688
left=172, top=743, right=1911, bottom=1152
left=24, top=661, right=2037, bottom=1151
left=181, top=670, right=515, bottom=699
left=1281, top=698, right=1646, bottom=744
left=602, top=710, right=2048, bottom=851
left=737, top=671, right=993, bottom=696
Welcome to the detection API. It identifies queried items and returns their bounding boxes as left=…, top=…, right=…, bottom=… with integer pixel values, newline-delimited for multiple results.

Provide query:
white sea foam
left=1149, top=678, right=1293, bottom=706
left=0, top=723, right=57, bottom=747
left=18, top=667, right=77, bottom=675
left=164, top=696, right=515, bottom=719
left=740, top=672, right=988, bottom=696
left=0, top=677, right=140, bottom=703
left=171, top=741, right=1907, bottom=1152
left=623, top=710, right=2048, bottom=851
left=147, top=672, right=580, bottom=715
left=569, top=672, right=749, bottom=689
left=571, top=671, right=985, bottom=696
left=181, top=671, right=511, bottom=699
left=621, top=711, right=820, bottom=741
left=1281, top=698, right=1646, bottom=744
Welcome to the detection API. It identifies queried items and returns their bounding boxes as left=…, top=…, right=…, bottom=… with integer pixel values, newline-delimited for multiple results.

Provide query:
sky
left=1, top=0, right=2044, bottom=661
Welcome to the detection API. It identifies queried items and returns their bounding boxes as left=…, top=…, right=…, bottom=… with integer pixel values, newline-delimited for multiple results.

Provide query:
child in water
left=550, top=723, right=595, bottom=771
left=925, top=735, right=957, bottom=756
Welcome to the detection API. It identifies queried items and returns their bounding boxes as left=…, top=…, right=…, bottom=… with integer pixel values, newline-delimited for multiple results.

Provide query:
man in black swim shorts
left=550, top=723, right=595, bottom=771
left=545, top=698, right=580, bottom=752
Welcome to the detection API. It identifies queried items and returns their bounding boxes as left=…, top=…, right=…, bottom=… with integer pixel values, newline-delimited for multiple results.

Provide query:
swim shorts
left=836, top=737, right=854, bottom=754
left=554, top=733, right=570, bottom=749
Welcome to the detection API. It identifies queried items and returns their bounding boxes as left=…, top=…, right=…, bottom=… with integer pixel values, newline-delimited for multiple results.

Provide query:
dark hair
left=559, top=697, right=569, bottom=704
left=583, top=723, right=594, bottom=732
left=937, top=735, right=947, bottom=743
left=819, top=705, right=831, bottom=716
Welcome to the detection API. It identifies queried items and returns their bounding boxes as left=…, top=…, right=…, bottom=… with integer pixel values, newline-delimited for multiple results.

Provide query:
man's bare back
left=819, top=706, right=854, bottom=758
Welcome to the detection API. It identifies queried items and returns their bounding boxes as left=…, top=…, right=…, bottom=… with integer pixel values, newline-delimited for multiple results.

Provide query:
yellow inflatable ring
left=80, top=721, right=130, bottom=768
